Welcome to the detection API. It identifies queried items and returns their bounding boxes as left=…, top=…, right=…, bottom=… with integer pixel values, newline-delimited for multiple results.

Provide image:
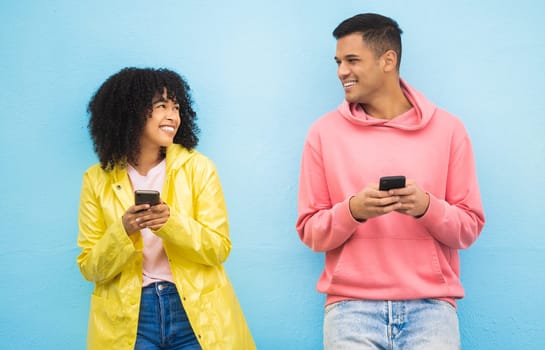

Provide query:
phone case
left=134, top=190, right=161, bottom=206
left=379, top=176, right=406, bottom=191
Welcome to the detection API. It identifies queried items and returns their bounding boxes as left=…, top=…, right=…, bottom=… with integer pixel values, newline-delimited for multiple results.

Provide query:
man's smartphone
left=379, top=176, right=406, bottom=191
left=134, top=190, right=161, bottom=207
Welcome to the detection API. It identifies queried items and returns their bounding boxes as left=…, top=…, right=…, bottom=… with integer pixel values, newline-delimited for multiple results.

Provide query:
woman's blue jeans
left=135, top=282, right=201, bottom=350
left=324, top=299, right=461, bottom=350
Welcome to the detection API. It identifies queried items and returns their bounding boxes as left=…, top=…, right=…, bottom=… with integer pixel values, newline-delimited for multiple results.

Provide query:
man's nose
left=337, top=62, right=349, bottom=78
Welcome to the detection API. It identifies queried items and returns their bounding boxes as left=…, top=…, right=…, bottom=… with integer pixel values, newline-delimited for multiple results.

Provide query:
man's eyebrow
left=337, top=54, right=360, bottom=60
left=335, top=55, right=355, bottom=61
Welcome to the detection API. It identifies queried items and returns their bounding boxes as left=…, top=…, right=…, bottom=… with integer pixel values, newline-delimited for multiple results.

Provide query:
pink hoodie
left=296, top=79, right=485, bottom=306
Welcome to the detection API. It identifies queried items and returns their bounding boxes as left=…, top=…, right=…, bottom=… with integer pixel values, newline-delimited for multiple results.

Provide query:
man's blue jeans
left=135, top=282, right=201, bottom=350
left=324, top=299, right=460, bottom=350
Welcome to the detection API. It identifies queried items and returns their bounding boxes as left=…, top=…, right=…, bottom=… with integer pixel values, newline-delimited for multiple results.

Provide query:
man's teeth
left=344, top=81, right=357, bottom=87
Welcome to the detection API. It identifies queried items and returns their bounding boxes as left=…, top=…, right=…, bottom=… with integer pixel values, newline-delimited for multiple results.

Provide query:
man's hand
left=349, top=179, right=430, bottom=221
left=349, top=183, right=402, bottom=221
left=388, top=179, right=430, bottom=217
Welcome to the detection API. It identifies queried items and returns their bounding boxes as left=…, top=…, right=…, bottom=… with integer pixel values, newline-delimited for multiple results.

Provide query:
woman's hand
left=122, top=202, right=170, bottom=234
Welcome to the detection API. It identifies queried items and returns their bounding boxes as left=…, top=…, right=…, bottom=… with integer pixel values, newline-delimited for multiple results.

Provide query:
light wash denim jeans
left=324, top=299, right=460, bottom=350
left=135, top=282, right=201, bottom=350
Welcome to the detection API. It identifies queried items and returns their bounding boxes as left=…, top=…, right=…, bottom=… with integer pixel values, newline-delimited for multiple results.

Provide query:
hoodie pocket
left=328, top=236, right=446, bottom=297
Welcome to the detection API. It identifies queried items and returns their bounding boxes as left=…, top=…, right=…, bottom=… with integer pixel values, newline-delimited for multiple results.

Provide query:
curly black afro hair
left=88, top=67, right=200, bottom=170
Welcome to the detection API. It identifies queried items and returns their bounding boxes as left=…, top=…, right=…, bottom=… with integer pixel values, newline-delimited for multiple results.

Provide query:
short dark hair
left=88, top=67, right=199, bottom=170
left=333, top=13, right=403, bottom=69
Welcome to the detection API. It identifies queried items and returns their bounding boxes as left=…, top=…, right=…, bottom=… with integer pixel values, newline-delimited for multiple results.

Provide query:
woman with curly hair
left=77, top=67, right=256, bottom=350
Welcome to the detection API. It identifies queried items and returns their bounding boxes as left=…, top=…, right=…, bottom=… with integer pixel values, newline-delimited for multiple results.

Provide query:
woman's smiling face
left=139, top=88, right=181, bottom=150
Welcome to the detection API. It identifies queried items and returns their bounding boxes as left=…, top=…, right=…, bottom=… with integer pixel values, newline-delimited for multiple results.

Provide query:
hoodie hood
left=338, top=78, right=436, bottom=131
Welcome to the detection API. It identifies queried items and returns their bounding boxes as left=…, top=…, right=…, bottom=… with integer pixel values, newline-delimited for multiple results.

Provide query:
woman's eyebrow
left=152, top=96, right=167, bottom=104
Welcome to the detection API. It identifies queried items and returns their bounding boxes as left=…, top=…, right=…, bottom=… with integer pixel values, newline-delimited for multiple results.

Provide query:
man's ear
left=381, top=50, right=398, bottom=72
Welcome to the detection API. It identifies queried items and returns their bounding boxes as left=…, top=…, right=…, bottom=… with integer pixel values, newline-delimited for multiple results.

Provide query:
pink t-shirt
left=128, top=160, right=174, bottom=287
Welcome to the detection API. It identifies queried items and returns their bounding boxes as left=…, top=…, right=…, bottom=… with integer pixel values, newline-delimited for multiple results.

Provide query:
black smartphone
left=379, top=176, right=406, bottom=191
left=134, top=190, right=161, bottom=206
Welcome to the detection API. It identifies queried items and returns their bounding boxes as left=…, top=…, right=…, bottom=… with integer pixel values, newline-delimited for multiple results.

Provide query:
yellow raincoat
left=77, top=145, right=256, bottom=349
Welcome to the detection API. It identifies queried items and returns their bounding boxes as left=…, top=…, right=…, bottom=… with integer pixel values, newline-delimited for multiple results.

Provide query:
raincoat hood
left=165, top=144, right=196, bottom=170
left=338, top=79, right=437, bottom=131
left=108, top=145, right=197, bottom=182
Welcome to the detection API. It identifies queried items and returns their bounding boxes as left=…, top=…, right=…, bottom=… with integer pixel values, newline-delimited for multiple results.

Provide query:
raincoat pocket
left=87, top=293, right=136, bottom=349
left=193, top=282, right=256, bottom=349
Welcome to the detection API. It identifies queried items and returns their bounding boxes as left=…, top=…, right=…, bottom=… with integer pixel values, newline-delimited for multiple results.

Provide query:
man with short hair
left=296, top=13, right=485, bottom=349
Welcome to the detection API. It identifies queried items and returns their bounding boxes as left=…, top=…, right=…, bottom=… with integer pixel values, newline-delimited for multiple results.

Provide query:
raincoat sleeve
left=154, top=158, right=231, bottom=266
left=77, top=170, right=138, bottom=283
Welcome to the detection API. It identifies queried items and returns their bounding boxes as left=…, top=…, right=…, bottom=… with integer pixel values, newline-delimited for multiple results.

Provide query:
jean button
left=158, top=284, right=165, bottom=291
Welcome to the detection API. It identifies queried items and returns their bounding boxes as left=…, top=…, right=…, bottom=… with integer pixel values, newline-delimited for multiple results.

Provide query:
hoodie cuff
left=339, top=196, right=365, bottom=228
left=416, top=193, right=445, bottom=231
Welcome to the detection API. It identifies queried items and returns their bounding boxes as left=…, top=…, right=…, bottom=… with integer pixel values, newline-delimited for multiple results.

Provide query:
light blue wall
left=1, top=1, right=544, bottom=349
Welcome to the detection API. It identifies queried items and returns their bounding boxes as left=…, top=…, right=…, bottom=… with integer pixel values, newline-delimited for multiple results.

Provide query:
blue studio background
left=1, top=1, right=544, bottom=349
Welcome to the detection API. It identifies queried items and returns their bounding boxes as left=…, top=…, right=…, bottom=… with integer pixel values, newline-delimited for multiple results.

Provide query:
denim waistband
left=142, top=281, right=178, bottom=296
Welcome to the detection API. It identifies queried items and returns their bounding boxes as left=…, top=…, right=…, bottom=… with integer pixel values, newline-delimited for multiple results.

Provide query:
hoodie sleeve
left=295, top=129, right=360, bottom=252
left=418, top=127, right=485, bottom=249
